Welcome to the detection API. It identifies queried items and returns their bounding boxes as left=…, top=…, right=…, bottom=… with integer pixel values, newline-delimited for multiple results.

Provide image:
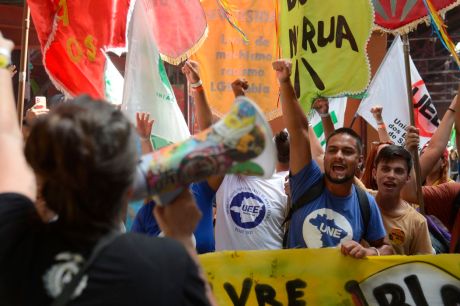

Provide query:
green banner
left=280, top=0, right=374, bottom=113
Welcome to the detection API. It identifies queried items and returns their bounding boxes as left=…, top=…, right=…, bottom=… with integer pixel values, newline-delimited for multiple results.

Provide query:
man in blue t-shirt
left=131, top=181, right=216, bottom=254
left=272, top=59, right=394, bottom=258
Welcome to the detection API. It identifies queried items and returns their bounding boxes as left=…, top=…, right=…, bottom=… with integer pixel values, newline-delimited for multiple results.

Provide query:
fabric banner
left=193, top=0, right=281, bottom=121
left=372, top=0, right=460, bottom=33
left=199, top=248, right=460, bottom=305
left=308, top=97, right=347, bottom=147
left=122, top=0, right=190, bottom=146
left=27, top=0, right=130, bottom=98
left=279, top=0, right=374, bottom=113
left=146, top=0, right=208, bottom=65
left=357, top=37, right=439, bottom=149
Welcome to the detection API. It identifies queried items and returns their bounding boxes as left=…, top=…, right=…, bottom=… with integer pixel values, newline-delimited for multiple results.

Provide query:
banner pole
left=402, top=34, right=425, bottom=215
left=16, top=1, right=31, bottom=128
left=183, top=71, right=191, bottom=133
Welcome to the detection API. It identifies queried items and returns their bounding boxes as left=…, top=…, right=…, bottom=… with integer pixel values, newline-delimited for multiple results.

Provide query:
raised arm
left=154, top=190, right=216, bottom=306
left=308, top=125, right=325, bottom=172
left=136, top=112, right=155, bottom=154
left=272, top=59, right=310, bottom=175
left=182, top=60, right=213, bottom=130
left=183, top=60, right=223, bottom=191
left=454, top=85, right=460, bottom=154
left=312, top=98, right=334, bottom=140
left=370, top=106, right=392, bottom=143
left=401, top=125, right=420, bottom=203
left=419, top=94, right=458, bottom=180
left=0, top=32, right=36, bottom=200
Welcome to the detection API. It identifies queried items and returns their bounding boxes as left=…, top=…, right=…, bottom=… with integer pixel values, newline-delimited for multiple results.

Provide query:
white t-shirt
left=215, top=171, right=289, bottom=250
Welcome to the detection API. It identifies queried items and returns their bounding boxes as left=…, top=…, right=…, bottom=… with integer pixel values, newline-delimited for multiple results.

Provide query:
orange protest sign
left=193, top=0, right=281, bottom=120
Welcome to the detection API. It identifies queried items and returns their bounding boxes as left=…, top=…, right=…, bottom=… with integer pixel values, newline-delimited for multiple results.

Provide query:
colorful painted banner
left=279, top=0, right=374, bottom=114
left=131, top=97, right=275, bottom=204
left=27, top=0, right=130, bottom=98
left=200, top=248, right=460, bottom=305
left=146, top=0, right=208, bottom=65
left=372, top=0, right=460, bottom=33
left=357, top=37, right=439, bottom=149
left=193, top=0, right=281, bottom=120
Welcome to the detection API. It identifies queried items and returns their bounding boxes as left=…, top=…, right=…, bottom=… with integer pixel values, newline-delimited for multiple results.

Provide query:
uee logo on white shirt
left=229, top=191, right=267, bottom=229
left=302, top=208, right=353, bottom=248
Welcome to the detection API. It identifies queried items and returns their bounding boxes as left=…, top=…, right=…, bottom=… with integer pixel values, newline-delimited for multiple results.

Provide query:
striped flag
left=121, top=0, right=190, bottom=148
left=308, top=97, right=347, bottom=147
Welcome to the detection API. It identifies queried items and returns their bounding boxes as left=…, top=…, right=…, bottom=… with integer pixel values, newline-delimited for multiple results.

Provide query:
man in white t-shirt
left=215, top=125, right=290, bottom=250
left=213, top=78, right=330, bottom=250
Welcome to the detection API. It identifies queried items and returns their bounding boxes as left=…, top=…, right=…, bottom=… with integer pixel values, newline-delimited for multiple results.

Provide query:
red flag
left=146, top=0, right=208, bottom=64
left=373, top=0, right=460, bottom=33
left=27, top=0, right=130, bottom=98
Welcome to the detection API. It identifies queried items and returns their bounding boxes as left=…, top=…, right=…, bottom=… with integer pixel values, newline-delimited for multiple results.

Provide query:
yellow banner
left=279, top=0, right=374, bottom=113
left=193, top=0, right=281, bottom=120
left=200, top=249, right=460, bottom=305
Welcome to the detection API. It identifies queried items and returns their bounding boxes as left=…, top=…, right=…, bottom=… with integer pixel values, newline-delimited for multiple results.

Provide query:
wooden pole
left=183, top=70, right=191, bottom=133
left=16, top=2, right=31, bottom=128
left=402, top=34, right=425, bottom=215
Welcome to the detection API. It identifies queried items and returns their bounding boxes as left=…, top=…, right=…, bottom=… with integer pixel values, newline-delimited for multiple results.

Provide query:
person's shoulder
left=0, top=192, right=38, bottom=222
left=107, top=233, right=191, bottom=271
left=405, top=204, right=428, bottom=224
left=118, top=232, right=185, bottom=253
left=424, top=182, right=460, bottom=193
left=356, top=186, right=378, bottom=205
left=0, top=192, right=35, bottom=208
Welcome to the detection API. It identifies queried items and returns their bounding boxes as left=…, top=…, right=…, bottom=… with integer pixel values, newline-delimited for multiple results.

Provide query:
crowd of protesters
left=0, top=30, right=459, bottom=305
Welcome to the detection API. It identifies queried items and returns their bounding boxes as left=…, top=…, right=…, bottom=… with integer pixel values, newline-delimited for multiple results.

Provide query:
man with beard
left=273, top=59, right=393, bottom=258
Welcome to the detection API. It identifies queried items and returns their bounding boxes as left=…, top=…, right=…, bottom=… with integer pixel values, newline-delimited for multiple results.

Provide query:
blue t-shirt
left=287, top=160, right=386, bottom=249
left=131, top=181, right=216, bottom=254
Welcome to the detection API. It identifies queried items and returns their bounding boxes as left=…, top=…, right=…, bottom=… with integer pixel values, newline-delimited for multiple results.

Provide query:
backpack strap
left=355, top=185, right=370, bottom=241
left=283, top=178, right=325, bottom=226
left=282, top=178, right=325, bottom=248
left=282, top=179, right=371, bottom=247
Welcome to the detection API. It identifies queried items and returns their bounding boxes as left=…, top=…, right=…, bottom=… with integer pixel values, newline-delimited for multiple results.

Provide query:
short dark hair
left=374, top=145, right=412, bottom=173
left=326, top=127, right=362, bottom=154
left=274, top=130, right=289, bottom=164
left=25, top=95, right=137, bottom=238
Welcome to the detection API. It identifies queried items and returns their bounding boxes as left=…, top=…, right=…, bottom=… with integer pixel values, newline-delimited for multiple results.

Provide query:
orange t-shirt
left=422, top=183, right=460, bottom=253
left=379, top=202, right=433, bottom=255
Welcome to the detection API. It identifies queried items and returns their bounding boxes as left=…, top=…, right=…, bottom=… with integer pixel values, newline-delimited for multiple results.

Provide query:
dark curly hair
left=25, top=95, right=137, bottom=239
left=274, top=130, right=290, bottom=164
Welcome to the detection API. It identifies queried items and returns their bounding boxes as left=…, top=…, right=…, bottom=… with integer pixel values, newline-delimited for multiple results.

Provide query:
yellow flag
left=280, top=0, right=374, bottom=113
left=200, top=249, right=460, bottom=305
left=193, top=0, right=281, bottom=121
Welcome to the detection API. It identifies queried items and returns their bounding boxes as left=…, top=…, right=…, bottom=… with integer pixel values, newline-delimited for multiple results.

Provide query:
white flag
left=104, top=55, right=124, bottom=106
left=122, top=0, right=190, bottom=147
left=357, top=36, right=439, bottom=148
left=308, top=97, right=347, bottom=147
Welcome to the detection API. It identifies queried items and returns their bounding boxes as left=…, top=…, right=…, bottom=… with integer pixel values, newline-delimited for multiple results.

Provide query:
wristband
left=190, top=79, right=202, bottom=88
left=319, top=113, right=330, bottom=118
left=377, top=123, right=386, bottom=129
left=193, top=85, right=204, bottom=92
left=0, top=47, right=11, bottom=69
left=448, top=107, right=456, bottom=113
left=370, top=247, right=380, bottom=256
